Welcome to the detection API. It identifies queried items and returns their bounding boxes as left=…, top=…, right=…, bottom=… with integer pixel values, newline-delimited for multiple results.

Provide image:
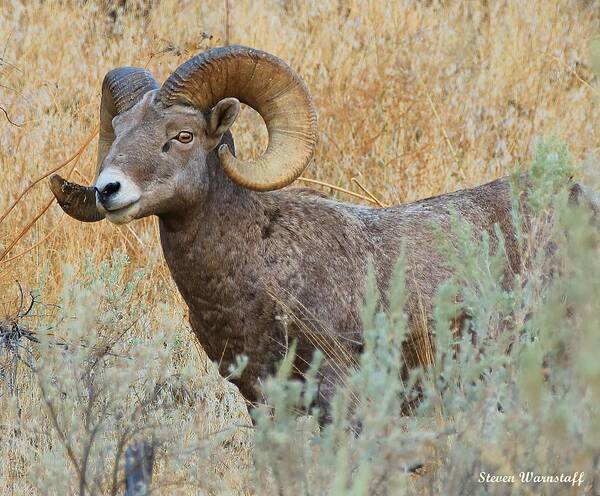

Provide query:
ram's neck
left=158, top=162, right=260, bottom=243
left=157, top=133, right=264, bottom=313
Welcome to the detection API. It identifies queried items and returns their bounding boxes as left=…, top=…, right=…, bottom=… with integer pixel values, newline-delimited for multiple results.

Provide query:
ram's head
left=50, top=46, right=317, bottom=224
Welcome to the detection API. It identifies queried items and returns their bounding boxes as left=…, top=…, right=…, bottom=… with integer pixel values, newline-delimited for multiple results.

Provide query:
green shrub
left=1, top=252, right=252, bottom=495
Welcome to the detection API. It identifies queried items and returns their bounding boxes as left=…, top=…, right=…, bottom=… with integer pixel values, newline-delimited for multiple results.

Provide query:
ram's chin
left=104, top=202, right=140, bottom=225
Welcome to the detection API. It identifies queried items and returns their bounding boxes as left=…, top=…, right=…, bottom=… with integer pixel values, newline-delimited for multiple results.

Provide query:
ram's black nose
left=96, top=181, right=121, bottom=205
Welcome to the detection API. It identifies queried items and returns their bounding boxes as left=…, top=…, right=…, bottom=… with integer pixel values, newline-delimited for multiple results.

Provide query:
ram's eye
left=175, top=131, right=193, bottom=144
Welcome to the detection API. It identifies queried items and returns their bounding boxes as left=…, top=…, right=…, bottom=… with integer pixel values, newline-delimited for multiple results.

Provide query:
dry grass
left=0, top=0, right=599, bottom=492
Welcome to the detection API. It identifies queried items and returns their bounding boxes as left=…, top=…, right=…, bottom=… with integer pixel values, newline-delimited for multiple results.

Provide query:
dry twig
left=297, top=177, right=381, bottom=205
left=0, top=105, right=23, bottom=127
left=351, top=177, right=388, bottom=207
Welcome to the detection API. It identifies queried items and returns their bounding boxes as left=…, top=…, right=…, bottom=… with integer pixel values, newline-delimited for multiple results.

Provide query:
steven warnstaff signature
left=478, top=471, right=585, bottom=487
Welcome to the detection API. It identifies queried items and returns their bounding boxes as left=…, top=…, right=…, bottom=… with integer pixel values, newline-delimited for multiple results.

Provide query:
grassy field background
left=0, top=0, right=599, bottom=493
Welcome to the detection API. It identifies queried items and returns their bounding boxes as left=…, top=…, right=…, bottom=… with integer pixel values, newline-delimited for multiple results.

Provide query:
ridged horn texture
left=98, top=67, right=160, bottom=168
left=50, top=67, right=159, bottom=223
left=49, top=174, right=105, bottom=222
left=158, top=45, right=317, bottom=191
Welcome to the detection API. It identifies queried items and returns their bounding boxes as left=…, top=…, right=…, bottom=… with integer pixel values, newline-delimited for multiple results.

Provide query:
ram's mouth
left=100, top=201, right=140, bottom=225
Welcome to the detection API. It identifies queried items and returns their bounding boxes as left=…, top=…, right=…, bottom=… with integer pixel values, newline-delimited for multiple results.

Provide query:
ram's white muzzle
left=95, top=168, right=141, bottom=224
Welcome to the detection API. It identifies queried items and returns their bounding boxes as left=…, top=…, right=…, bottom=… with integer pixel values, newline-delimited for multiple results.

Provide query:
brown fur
left=158, top=131, right=530, bottom=408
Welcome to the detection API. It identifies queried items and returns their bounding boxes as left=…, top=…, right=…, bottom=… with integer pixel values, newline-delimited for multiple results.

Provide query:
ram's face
left=94, top=92, right=205, bottom=225
left=94, top=92, right=239, bottom=224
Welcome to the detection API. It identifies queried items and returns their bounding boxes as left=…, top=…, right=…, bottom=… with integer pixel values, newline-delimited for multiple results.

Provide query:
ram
left=49, top=46, right=590, bottom=411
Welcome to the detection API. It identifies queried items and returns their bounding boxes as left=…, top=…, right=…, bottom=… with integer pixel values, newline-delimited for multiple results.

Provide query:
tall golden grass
left=0, top=0, right=599, bottom=492
left=1, top=0, right=599, bottom=318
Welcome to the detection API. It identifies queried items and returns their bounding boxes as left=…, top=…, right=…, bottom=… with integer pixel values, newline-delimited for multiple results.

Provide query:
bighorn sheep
left=49, top=46, right=588, bottom=410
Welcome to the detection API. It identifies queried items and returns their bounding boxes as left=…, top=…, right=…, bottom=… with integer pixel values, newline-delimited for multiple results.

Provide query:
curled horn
left=50, top=68, right=159, bottom=222
left=159, top=45, right=317, bottom=192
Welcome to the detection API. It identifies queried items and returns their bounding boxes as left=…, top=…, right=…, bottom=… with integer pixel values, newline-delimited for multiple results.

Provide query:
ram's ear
left=207, top=98, right=240, bottom=141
